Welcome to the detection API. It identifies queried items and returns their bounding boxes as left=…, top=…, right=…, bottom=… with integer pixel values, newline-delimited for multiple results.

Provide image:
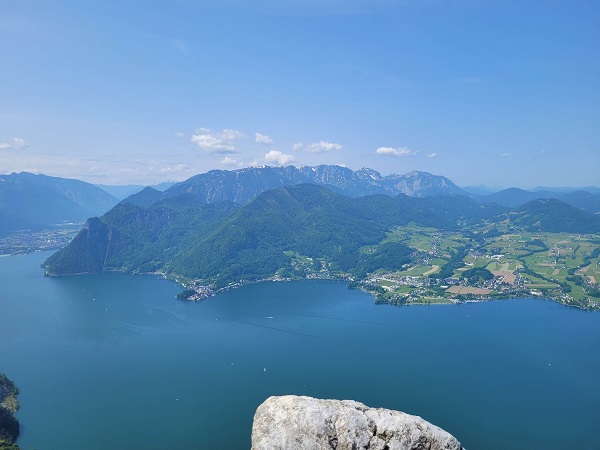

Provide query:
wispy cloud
left=426, top=152, right=438, bottom=158
left=0, top=137, right=27, bottom=150
left=375, top=146, right=418, bottom=157
left=220, top=156, right=237, bottom=166
left=295, top=141, right=342, bottom=153
left=264, top=150, right=295, bottom=165
left=255, top=133, right=274, bottom=145
left=190, top=128, right=245, bottom=154
left=499, top=152, right=512, bottom=158
left=0, top=152, right=198, bottom=184
left=160, top=163, right=192, bottom=174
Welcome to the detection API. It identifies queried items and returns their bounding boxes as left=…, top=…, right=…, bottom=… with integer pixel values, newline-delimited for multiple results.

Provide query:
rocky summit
left=251, top=395, right=463, bottom=450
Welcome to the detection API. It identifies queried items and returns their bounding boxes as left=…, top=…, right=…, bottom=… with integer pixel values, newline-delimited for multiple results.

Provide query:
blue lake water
left=1, top=252, right=600, bottom=449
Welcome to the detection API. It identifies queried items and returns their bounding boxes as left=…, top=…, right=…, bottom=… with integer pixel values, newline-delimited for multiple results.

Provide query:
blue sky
left=1, top=0, right=598, bottom=188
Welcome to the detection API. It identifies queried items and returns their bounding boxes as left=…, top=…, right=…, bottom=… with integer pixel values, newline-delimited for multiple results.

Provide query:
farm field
left=358, top=228, right=599, bottom=310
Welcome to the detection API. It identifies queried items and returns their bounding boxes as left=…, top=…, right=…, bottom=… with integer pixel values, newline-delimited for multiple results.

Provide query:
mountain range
left=472, top=188, right=600, bottom=212
left=142, top=165, right=600, bottom=212
left=4, top=166, right=599, bottom=238
left=43, top=165, right=600, bottom=289
left=157, top=165, right=466, bottom=204
left=0, top=172, right=119, bottom=236
left=44, top=183, right=508, bottom=284
left=95, top=181, right=175, bottom=200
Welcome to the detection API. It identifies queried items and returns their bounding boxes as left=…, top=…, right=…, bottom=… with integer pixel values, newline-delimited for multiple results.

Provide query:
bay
left=1, top=252, right=600, bottom=449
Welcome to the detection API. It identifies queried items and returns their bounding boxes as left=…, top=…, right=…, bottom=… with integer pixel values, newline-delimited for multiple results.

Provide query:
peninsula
left=41, top=166, right=600, bottom=310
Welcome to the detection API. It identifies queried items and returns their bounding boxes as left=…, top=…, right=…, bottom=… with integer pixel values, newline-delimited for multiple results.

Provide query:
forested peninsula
left=43, top=166, right=600, bottom=310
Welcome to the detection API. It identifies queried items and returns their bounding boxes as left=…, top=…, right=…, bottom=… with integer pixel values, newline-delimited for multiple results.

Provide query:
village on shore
left=173, top=226, right=600, bottom=310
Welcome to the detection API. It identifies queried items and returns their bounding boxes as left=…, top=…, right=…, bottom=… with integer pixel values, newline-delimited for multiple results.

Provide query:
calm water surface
left=1, top=252, right=600, bottom=449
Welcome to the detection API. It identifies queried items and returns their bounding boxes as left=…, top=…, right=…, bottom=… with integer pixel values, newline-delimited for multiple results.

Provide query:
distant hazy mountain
left=382, top=170, right=466, bottom=197
left=120, top=187, right=163, bottom=208
left=160, top=165, right=467, bottom=204
left=479, top=188, right=554, bottom=208
left=531, top=186, right=600, bottom=194
left=476, top=187, right=600, bottom=213
left=558, top=191, right=600, bottom=214
left=460, top=185, right=503, bottom=196
left=0, top=172, right=119, bottom=235
left=96, top=181, right=176, bottom=200
left=509, top=198, right=600, bottom=233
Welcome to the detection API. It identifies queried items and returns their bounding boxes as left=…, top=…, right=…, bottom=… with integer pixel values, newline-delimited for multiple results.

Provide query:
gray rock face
left=251, top=395, right=463, bottom=450
left=164, top=165, right=466, bottom=205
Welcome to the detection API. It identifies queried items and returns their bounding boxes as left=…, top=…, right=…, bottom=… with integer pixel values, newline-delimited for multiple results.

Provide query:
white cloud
left=174, top=131, right=185, bottom=138
left=219, top=129, right=245, bottom=141
left=500, top=152, right=512, bottom=158
left=292, top=141, right=342, bottom=153
left=306, top=141, right=342, bottom=153
left=220, top=156, right=237, bottom=166
left=0, top=152, right=199, bottom=185
left=0, top=137, right=27, bottom=150
left=160, top=163, right=192, bottom=174
left=426, top=152, right=438, bottom=158
left=375, top=146, right=418, bottom=157
left=264, top=150, right=295, bottom=166
left=255, top=133, right=274, bottom=145
left=190, top=128, right=245, bottom=154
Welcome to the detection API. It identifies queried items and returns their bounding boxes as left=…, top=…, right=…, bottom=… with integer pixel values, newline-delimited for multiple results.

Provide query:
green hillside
left=43, top=184, right=600, bottom=308
left=511, top=199, right=600, bottom=233
left=45, top=184, right=494, bottom=283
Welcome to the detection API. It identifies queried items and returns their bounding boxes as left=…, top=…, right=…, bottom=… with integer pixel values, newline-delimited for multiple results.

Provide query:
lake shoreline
left=40, top=260, right=599, bottom=311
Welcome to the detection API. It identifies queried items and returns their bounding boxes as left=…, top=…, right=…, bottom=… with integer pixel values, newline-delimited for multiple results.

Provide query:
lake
left=1, top=252, right=600, bottom=449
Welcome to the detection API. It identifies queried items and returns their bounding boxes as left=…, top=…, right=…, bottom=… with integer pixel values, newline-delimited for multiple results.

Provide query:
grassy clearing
left=366, top=227, right=598, bottom=309
left=423, top=265, right=439, bottom=276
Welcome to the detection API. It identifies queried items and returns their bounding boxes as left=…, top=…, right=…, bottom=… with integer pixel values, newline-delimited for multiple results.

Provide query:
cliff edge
left=0, top=373, right=20, bottom=450
left=251, top=395, right=463, bottom=450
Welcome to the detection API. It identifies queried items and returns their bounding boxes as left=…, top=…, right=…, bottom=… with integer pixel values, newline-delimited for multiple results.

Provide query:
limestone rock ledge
left=251, top=395, right=463, bottom=450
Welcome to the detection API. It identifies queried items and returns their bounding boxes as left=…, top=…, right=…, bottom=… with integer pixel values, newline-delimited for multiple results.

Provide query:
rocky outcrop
left=0, top=373, right=20, bottom=449
left=251, top=395, right=462, bottom=450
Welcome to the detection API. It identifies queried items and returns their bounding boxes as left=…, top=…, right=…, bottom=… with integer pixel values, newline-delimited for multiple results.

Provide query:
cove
left=1, top=252, right=600, bottom=449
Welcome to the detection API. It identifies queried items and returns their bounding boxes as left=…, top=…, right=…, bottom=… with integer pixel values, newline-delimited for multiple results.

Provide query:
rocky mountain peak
left=159, top=165, right=467, bottom=206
